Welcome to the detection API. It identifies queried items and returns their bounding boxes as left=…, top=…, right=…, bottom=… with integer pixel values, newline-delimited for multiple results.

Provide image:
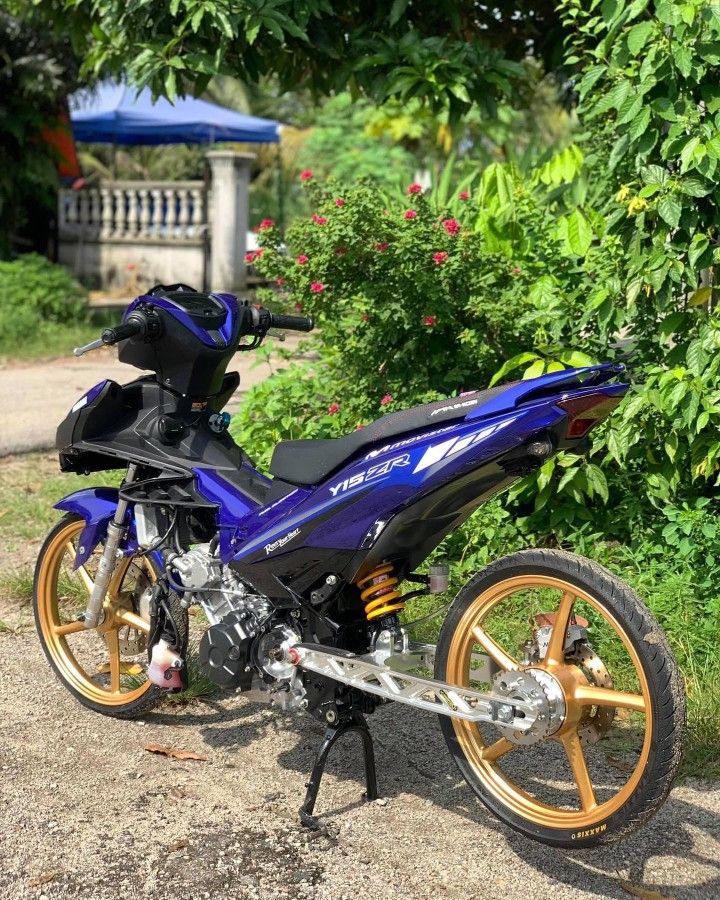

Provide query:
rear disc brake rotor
left=568, top=642, right=615, bottom=745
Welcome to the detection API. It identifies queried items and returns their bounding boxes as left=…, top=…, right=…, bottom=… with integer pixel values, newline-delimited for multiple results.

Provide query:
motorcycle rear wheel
left=435, top=549, right=685, bottom=847
left=34, top=513, right=187, bottom=719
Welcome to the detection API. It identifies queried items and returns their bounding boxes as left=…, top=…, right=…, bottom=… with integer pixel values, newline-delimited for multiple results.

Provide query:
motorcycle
left=34, top=283, right=685, bottom=847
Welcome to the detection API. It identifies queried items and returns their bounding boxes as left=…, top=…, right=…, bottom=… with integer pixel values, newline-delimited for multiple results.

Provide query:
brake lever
left=73, top=338, right=105, bottom=357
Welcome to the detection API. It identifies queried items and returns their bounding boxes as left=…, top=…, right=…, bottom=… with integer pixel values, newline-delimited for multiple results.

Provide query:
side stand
left=299, top=710, right=379, bottom=829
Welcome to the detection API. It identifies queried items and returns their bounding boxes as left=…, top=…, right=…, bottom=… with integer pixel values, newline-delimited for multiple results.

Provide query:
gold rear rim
left=36, top=518, right=155, bottom=706
left=447, top=574, right=652, bottom=831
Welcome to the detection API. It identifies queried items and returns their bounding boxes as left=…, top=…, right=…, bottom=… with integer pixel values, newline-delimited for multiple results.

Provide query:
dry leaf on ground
left=29, top=871, right=63, bottom=887
left=606, top=754, right=636, bottom=773
left=619, top=879, right=675, bottom=900
left=144, top=744, right=207, bottom=761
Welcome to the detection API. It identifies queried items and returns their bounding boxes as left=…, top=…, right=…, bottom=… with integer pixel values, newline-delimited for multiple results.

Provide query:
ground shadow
left=147, top=695, right=720, bottom=900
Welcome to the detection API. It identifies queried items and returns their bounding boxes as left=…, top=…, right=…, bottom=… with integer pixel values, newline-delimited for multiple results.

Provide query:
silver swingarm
left=289, top=643, right=537, bottom=731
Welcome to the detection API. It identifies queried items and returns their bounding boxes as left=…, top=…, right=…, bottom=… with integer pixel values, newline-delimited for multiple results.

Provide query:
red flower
left=296, top=254, right=309, bottom=265
left=258, top=218, right=275, bottom=231
left=404, top=210, right=417, bottom=220
left=310, top=281, right=326, bottom=293
left=407, top=183, right=423, bottom=195
left=423, top=315, right=437, bottom=326
left=380, top=394, right=393, bottom=406
left=328, top=402, right=340, bottom=415
left=432, top=251, right=448, bottom=265
left=294, top=302, right=304, bottom=313
left=361, top=312, right=370, bottom=322
left=511, top=266, right=522, bottom=275
left=299, top=169, right=313, bottom=182
left=442, top=218, right=460, bottom=236
left=311, top=214, right=328, bottom=225
left=276, top=277, right=286, bottom=286
left=335, top=198, right=346, bottom=207
left=375, top=241, right=389, bottom=251
left=244, top=250, right=258, bottom=264
left=355, top=423, right=366, bottom=430
left=458, top=190, right=470, bottom=201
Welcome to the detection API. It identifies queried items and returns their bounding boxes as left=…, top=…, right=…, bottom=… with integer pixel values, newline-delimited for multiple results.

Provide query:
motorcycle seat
left=268, top=383, right=513, bottom=487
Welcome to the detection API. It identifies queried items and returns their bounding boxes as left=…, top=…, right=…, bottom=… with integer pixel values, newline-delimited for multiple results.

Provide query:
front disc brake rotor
left=568, top=642, right=616, bottom=745
left=116, top=572, right=152, bottom=655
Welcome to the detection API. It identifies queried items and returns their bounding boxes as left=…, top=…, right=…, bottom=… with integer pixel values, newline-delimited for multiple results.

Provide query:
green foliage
left=0, top=254, right=88, bottom=349
left=0, top=7, right=80, bottom=256
left=58, top=1, right=565, bottom=123
left=236, top=162, right=590, bottom=440
left=297, top=94, right=416, bottom=191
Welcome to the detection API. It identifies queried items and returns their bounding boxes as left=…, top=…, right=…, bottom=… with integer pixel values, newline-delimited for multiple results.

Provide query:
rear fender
left=54, top=487, right=141, bottom=569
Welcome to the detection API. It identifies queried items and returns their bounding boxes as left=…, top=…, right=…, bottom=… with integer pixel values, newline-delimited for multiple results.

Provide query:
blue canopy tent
left=69, top=81, right=280, bottom=145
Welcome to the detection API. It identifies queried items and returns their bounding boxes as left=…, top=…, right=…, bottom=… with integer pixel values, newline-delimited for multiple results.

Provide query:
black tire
left=34, top=513, right=188, bottom=720
left=435, top=549, right=685, bottom=848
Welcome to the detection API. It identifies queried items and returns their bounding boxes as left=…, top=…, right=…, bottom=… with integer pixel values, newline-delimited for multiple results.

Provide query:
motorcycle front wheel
left=435, top=549, right=685, bottom=848
left=34, top=513, right=188, bottom=719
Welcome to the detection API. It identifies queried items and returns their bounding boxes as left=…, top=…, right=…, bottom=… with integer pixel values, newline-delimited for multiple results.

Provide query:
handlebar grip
left=269, top=313, right=314, bottom=333
left=101, top=317, right=144, bottom=346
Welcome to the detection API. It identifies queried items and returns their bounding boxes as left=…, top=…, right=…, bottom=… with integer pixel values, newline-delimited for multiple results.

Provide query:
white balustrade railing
left=58, top=180, right=207, bottom=242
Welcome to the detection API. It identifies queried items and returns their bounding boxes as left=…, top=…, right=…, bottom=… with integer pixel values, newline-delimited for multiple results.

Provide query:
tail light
left=556, top=392, right=621, bottom=439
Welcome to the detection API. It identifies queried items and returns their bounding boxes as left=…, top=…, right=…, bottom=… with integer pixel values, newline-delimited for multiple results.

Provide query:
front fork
left=82, top=463, right=138, bottom=629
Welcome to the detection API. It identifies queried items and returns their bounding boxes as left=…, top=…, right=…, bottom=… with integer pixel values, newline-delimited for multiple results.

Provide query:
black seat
left=268, top=383, right=512, bottom=486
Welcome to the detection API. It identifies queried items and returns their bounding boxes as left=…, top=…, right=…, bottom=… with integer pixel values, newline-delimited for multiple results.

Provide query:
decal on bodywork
left=329, top=454, right=410, bottom=496
left=265, top=527, right=301, bottom=555
left=412, top=418, right=519, bottom=474
left=363, top=426, right=454, bottom=461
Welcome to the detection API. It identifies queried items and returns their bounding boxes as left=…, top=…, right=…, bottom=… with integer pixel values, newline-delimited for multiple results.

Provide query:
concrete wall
left=58, top=152, right=256, bottom=293
left=58, top=238, right=206, bottom=291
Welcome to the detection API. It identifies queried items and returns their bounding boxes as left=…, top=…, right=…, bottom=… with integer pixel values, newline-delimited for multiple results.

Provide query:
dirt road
left=1, top=610, right=719, bottom=899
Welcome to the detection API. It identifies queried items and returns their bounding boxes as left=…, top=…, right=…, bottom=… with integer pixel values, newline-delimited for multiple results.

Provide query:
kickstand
left=299, top=710, right=379, bottom=829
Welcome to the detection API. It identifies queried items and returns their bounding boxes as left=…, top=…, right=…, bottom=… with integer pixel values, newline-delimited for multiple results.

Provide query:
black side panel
left=56, top=381, right=126, bottom=456
left=57, top=376, right=251, bottom=484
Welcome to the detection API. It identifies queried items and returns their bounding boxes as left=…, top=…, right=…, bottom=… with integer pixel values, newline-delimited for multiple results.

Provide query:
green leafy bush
left=0, top=254, right=88, bottom=345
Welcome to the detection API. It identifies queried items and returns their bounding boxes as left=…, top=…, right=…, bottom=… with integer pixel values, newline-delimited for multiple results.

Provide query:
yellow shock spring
left=356, top=563, right=405, bottom=622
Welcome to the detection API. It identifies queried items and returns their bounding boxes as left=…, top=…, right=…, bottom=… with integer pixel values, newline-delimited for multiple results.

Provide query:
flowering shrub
left=241, top=173, right=586, bottom=442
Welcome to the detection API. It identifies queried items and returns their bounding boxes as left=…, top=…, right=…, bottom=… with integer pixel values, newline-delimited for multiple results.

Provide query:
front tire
left=34, top=513, right=187, bottom=719
left=435, top=549, right=685, bottom=847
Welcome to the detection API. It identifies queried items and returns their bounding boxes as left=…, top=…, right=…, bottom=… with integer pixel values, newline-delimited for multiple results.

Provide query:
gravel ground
left=1, top=621, right=719, bottom=900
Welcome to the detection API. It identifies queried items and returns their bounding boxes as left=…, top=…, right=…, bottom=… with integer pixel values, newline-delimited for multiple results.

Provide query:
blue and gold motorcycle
left=34, top=284, right=684, bottom=846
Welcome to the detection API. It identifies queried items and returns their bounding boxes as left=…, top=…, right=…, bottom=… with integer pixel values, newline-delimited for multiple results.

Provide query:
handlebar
left=268, top=312, right=314, bottom=333
left=101, top=316, right=145, bottom=346
left=73, top=299, right=314, bottom=358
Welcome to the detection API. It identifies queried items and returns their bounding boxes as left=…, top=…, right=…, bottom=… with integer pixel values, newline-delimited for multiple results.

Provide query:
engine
left=168, top=545, right=305, bottom=705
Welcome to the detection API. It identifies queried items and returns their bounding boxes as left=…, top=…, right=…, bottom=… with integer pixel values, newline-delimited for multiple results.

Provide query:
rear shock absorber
left=356, top=563, right=405, bottom=622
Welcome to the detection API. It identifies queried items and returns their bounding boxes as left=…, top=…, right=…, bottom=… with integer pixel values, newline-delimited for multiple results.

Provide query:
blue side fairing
left=227, top=401, right=566, bottom=564
left=53, top=487, right=161, bottom=571
left=55, top=488, right=120, bottom=568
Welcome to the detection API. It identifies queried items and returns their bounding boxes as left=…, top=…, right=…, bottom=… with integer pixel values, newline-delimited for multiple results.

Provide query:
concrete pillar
left=206, top=150, right=255, bottom=292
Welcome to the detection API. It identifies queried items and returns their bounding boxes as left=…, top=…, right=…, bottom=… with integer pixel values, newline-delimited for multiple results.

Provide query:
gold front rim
left=37, top=518, right=154, bottom=706
left=447, top=574, right=652, bottom=831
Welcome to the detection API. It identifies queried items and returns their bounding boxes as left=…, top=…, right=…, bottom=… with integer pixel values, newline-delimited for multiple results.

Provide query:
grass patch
left=164, top=645, right=219, bottom=705
left=0, top=454, right=120, bottom=550
left=0, top=321, right=107, bottom=362
left=683, top=661, right=720, bottom=778
left=0, top=569, right=33, bottom=604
